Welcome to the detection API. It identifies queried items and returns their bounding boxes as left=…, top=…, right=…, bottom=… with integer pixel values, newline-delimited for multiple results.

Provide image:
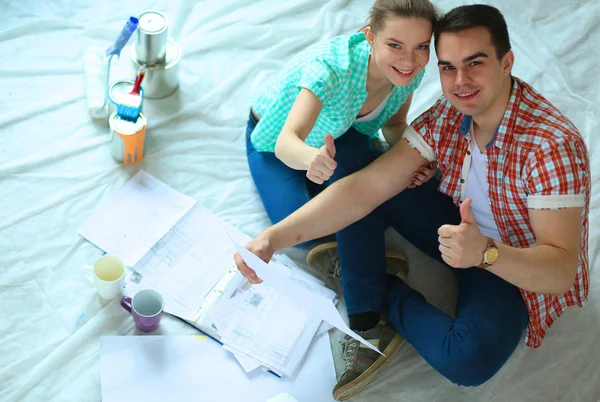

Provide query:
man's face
left=436, top=27, right=513, bottom=117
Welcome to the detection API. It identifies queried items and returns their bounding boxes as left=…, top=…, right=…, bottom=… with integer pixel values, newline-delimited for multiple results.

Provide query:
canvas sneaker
left=306, top=242, right=409, bottom=282
left=333, top=322, right=404, bottom=400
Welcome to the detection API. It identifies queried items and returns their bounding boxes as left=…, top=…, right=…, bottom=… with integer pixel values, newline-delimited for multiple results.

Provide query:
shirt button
left=466, top=150, right=471, bottom=155
left=460, top=179, right=465, bottom=183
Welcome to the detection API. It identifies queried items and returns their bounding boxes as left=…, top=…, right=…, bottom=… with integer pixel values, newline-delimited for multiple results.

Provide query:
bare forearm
left=486, top=243, right=578, bottom=295
left=274, top=132, right=318, bottom=170
left=264, top=139, right=428, bottom=252
left=264, top=174, right=376, bottom=250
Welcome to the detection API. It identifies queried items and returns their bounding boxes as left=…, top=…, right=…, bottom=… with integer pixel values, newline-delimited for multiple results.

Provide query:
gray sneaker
left=306, top=242, right=409, bottom=282
left=333, top=323, right=404, bottom=400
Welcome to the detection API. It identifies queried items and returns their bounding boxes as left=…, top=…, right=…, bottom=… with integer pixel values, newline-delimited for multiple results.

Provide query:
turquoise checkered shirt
left=250, top=32, right=425, bottom=152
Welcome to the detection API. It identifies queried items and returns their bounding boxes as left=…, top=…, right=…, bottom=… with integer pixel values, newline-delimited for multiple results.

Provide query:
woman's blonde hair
left=363, top=0, right=440, bottom=33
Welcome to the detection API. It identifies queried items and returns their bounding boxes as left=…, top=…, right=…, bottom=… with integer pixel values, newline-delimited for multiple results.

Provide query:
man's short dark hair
left=434, top=4, right=511, bottom=60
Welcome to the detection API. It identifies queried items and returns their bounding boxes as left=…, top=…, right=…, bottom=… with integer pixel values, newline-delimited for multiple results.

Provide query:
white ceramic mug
left=80, top=255, right=126, bottom=300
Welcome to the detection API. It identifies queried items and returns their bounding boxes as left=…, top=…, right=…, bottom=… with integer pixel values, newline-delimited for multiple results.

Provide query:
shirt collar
left=458, top=77, right=521, bottom=150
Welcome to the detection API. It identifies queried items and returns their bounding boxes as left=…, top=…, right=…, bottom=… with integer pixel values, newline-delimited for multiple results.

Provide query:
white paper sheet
left=275, top=254, right=325, bottom=286
left=77, top=170, right=196, bottom=266
left=267, top=393, right=298, bottom=402
left=123, top=269, right=201, bottom=321
left=129, top=203, right=250, bottom=317
left=212, top=284, right=320, bottom=377
left=223, top=344, right=263, bottom=373
left=100, top=335, right=336, bottom=402
left=272, top=257, right=337, bottom=336
left=232, top=239, right=382, bottom=355
left=210, top=264, right=337, bottom=375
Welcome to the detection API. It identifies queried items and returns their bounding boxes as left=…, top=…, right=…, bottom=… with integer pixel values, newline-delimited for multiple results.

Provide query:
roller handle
left=105, top=17, right=139, bottom=57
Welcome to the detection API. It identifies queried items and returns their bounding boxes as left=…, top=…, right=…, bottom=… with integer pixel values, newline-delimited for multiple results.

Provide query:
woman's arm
left=274, top=89, right=330, bottom=170
left=381, top=93, right=413, bottom=147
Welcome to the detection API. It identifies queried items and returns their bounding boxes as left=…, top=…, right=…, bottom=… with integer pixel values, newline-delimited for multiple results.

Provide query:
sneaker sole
left=306, top=242, right=338, bottom=271
left=332, top=335, right=405, bottom=401
left=306, top=242, right=409, bottom=282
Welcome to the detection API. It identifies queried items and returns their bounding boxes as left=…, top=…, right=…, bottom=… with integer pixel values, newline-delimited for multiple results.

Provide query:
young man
left=234, top=5, right=590, bottom=400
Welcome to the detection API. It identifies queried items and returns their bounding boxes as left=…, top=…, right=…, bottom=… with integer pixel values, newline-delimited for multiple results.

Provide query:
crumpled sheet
left=0, top=0, right=599, bottom=401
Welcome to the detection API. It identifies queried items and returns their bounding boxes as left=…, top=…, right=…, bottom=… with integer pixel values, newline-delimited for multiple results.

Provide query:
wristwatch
left=478, top=237, right=499, bottom=268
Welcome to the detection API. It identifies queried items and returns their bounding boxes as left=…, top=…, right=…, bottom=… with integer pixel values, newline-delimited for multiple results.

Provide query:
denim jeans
left=245, top=112, right=381, bottom=246
left=337, top=177, right=529, bottom=386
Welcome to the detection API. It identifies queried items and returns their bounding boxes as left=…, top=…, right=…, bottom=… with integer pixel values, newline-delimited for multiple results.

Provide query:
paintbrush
left=116, top=65, right=146, bottom=121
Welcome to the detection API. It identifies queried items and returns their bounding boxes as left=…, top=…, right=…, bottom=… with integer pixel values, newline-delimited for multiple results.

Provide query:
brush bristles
left=118, top=93, right=143, bottom=108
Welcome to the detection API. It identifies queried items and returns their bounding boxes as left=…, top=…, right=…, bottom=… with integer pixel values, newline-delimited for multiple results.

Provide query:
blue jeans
left=337, top=178, right=529, bottom=386
left=246, top=112, right=381, bottom=246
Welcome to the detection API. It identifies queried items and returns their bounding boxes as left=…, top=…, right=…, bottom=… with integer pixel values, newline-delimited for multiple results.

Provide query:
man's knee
left=431, top=329, right=509, bottom=387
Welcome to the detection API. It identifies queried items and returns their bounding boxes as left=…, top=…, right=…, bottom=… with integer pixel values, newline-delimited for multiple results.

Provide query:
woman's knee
left=332, top=140, right=380, bottom=179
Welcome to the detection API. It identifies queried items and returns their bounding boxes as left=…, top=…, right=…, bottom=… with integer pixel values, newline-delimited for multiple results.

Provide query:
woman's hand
left=306, top=134, right=337, bottom=185
left=408, top=161, right=437, bottom=189
left=233, top=233, right=275, bottom=284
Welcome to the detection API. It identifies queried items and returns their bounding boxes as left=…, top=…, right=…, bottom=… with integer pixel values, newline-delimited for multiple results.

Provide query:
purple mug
left=120, top=289, right=164, bottom=332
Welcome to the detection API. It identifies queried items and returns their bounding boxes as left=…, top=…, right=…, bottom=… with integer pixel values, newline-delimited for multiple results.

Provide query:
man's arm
left=237, top=101, right=440, bottom=283
left=487, top=138, right=589, bottom=295
left=266, top=138, right=429, bottom=251
left=382, top=94, right=438, bottom=187
left=440, top=200, right=582, bottom=295
left=439, top=136, right=588, bottom=296
left=485, top=207, right=581, bottom=295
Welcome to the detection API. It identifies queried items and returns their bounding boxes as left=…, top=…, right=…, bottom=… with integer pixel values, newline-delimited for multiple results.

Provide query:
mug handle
left=79, top=265, right=95, bottom=284
left=120, top=296, right=133, bottom=313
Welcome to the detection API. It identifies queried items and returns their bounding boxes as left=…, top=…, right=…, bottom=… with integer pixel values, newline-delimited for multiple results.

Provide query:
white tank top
left=355, top=93, right=391, bottom=122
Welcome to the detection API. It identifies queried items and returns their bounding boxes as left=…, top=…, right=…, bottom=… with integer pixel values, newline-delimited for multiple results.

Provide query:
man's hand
left=306, top=134, right=337, bottom=185
left=408, top=161, right=437, bottom=189
left=437, top=198, right=488, bottom=268
left=233, top=233, right=275, bottom=284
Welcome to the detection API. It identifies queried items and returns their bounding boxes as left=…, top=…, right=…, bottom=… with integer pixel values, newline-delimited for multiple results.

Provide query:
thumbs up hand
left=306, top=134, right=337, bottom=185
left=437, top=198, right=488, bottom=268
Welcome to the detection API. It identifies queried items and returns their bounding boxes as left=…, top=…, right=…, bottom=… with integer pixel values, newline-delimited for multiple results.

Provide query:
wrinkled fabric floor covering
left=1, top=0, right=599, bottom=401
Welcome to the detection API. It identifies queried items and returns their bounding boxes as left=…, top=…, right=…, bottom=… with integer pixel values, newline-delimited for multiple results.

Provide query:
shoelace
left=327, top=250, right=342, bottom=279
left=341, top=336, right=360, bottom=371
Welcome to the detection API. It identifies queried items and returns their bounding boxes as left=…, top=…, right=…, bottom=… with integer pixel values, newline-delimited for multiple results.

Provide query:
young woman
left=246, top=0, right=439, bottom=245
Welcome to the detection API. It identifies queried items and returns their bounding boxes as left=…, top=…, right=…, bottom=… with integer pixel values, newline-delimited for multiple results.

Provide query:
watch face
left=485, top=247, right=499, bottom=264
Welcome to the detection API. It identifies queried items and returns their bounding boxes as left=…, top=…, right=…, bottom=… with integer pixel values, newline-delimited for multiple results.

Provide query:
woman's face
left=366, top=16, right=433, bottom=86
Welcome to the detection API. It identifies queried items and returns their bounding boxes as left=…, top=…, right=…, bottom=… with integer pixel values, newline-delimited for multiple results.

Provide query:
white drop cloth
left=1, top=0, right=599, bottom=401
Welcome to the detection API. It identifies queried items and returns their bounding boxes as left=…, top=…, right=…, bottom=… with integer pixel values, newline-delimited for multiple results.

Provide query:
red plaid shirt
left=405, top=77, right=590, bottom=348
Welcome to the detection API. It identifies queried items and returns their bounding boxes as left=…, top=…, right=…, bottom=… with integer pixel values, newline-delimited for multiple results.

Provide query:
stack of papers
left=124, top=201, right=253, bottom=321
left=79, top=170, right=376, bottom=382
left=209, top=258, right=337, bottom=377
left=78, top=170, right=252, bottom=321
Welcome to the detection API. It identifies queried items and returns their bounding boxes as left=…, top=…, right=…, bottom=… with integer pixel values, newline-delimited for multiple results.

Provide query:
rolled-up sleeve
left=297, top=60, right=340, bottom=105
left=404, top=105, right=439, bottom=162
left=526, top=138, right=589, bottom=210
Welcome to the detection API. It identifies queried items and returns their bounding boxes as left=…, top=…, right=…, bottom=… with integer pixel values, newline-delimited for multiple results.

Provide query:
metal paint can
left=135, top=10, right=168, bottom=65
left=130, top=37, right=181, bottom=99
left=109, top=111, right=148, bottom=164
left=107, top=80, right=145, bottom=115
